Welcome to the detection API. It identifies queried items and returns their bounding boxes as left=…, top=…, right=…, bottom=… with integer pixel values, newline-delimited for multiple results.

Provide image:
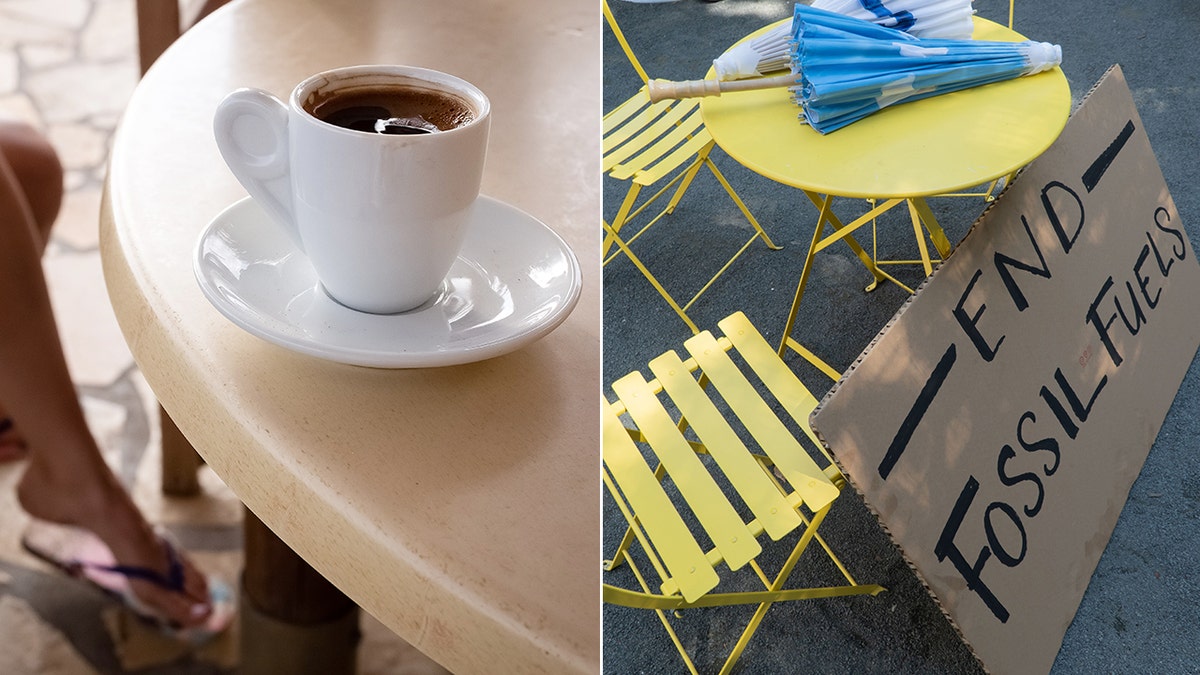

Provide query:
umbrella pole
left=648, top=73, right=797, bottom=102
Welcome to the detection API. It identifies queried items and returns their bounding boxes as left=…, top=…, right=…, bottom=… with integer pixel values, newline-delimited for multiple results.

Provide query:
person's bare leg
left=0, top=406, right=24, bottom=459
left=0, top=135, right=212, bottom=627
left=0, top=122, right=62, bottom=244
left=0, top=123, right=59, bottom=461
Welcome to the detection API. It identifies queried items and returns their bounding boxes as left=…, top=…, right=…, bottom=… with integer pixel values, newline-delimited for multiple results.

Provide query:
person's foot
left=0, top=408, right=29, bottom=461
left=16, top=460, right=214, bottom=628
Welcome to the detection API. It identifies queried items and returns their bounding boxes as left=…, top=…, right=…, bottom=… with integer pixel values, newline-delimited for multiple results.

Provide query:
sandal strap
left=72, top=537, right=187, bottom=592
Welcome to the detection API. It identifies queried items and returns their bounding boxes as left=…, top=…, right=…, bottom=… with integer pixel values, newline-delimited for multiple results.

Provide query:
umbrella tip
left=1024, top=42, right=1062, bottom=74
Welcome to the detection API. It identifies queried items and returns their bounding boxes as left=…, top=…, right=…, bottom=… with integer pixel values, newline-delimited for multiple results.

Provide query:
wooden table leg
left=160, top=405, right=203, bottom=496
left=240, top=508, right=361, bottom=674
left=135, top=0, right=182, bottom=75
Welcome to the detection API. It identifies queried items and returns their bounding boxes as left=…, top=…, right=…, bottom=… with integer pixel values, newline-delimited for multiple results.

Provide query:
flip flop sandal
left=21, top=519, right=235, bottom=646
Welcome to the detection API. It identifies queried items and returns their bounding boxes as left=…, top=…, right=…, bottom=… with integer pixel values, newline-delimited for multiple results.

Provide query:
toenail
left=190, top=603, right=211, bottom=619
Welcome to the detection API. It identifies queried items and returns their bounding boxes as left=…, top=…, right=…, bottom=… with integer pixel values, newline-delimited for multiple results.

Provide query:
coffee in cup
left=306, top=84, right=476, bottom=135
left=213, top=65, right=491, bottom=314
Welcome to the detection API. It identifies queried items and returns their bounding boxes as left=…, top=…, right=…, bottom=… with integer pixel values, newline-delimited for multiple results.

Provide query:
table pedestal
left=159, top=412, right=361, bottom=672
left=241, top=509, right=361, bottom=675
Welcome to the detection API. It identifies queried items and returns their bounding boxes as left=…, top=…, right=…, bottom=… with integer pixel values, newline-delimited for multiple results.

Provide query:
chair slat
left=603, top=94, right=676, bottom=157
left=624, top=131, right=713, bottom=186
left=600, top=90, right=686, bottom=156
left=684, top=332, right=840, bottom=512
left=603, top=87, right=653, bottom=134
left=605, top=97, right=698, bottom=171
left=611, top=107, right=708, bottom=183
left=719, top=312, right=825, bottom=451
left=614, top=369, right=761, bottom=570
left=649, top=350, right=801, bottom=542
left=602, top=403, right=719, bottom=603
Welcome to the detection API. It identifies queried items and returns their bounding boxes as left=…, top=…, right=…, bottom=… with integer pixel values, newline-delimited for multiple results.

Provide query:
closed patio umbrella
left=790, top=5, right=1059, bottom=133
left=652, top=5, right=1059, bottom=135
left=713, top=0, right=976, bottom=81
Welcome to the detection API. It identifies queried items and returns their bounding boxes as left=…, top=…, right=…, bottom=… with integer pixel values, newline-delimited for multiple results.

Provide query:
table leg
left=876, top=198, right=954, bottom=274
left=778, top=195, right=834, bottom=359
left=160, top=406, right=203, bottom=496
left=906, top=200, right=936, bottom=277
left=240, top=508, right=361, bottom=675
left=778, top=194, right=912, bottom=363
left=134, top=0, right=181, bottom=75
left=908, top=197, right=953, bottom=259
left=801, top=191, right=889, bottom=290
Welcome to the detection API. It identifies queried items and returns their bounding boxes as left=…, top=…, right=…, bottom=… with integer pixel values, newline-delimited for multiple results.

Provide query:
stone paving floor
left=0, top=1, right=447, bottom=672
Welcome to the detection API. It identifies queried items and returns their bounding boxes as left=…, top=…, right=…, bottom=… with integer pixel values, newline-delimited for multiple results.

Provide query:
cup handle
left=213, top=88, right=303, bottom=251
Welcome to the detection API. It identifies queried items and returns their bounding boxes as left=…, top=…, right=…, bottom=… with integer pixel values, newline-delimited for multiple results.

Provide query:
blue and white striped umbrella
left=789, top=5, right=1060, bottom=133
left=713, top=0, right=975, bottom=81
left=813, top=0, right=975, bottom=39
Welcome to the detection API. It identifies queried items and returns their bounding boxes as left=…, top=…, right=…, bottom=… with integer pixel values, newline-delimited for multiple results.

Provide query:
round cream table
left=100, top=1, right=600, bottom=673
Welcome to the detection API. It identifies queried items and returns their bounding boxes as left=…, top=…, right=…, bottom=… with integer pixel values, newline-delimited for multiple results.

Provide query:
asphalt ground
left=602, top=1, right=1200, bottom=672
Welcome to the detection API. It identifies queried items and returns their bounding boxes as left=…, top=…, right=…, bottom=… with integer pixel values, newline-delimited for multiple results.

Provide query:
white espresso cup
left=213, top=65, right=491, bottom=314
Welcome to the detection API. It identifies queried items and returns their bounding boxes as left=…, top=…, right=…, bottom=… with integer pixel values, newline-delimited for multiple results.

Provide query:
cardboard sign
left=810, top=66, right=1200, bottom=675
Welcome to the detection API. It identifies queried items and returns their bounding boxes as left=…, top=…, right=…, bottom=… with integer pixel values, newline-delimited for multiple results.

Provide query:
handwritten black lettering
left=984, top=501, right=1028, bottom=567
left=1053, top=367, right=1107, bottom=426
left=1082, top=120, right=1135, bottom=192
left=954, top=272, right=1004, bottom=362
left=1154, top=206, right=1186, bottom=262
left=1114, top=280, right=1148, bottom=336
left=1039, top=383, right=1080, bottom=441
left=994, top=215, right=1051, bottom=312
left=998, top=444, right=1046, bottom=518
left=1146, top=230, right=1175, bottom=278
left=935, top=476, right=1011, bottom=623
left=1017, top=410, right=1061, bottom=475
left=1041, top=181, right=1085, bottom=254
left=879, top=343, right=957, bottom=479
left=1085, top=276, right=1124, bottom=367
left=1133, top=243, right=1162, bottom=310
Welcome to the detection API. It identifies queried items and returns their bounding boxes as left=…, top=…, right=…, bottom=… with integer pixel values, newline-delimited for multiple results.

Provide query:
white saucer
left=194, top=195, right=581, bottom=368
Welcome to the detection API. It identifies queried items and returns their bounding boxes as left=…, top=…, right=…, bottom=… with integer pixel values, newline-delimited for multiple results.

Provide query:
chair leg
left=706, top=157, right=781, bottom=251
left=622, top=550, right=701, bottom=675
left=604, top=522, right=637, bottom=573
left=605, top=141, right=781, bottom=333
left=603, top=221, right=700, bottom=334
left=663, top=149, right=707, bottom=215
left=160, top=404, right=203, bottom=496
left=603, top=462, right=669, bottom=573
left=603, top=184, right=643, bottom=258
left=717, top=504, right=832, bottom=675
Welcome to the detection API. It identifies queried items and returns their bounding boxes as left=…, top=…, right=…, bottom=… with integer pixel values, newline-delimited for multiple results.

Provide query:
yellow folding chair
left=603, top=0, right=780, bottom=334
left=602, top=312, right=884, bottom=674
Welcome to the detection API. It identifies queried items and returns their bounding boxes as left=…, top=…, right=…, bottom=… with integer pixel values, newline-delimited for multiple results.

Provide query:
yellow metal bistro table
left=99, top=0, right=599, bottom=673
left=699, top=18, right=1071, bottom=367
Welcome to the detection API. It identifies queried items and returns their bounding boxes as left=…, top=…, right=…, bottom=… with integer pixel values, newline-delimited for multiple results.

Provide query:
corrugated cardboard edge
left=806, top=64, right=1122, bottom=675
